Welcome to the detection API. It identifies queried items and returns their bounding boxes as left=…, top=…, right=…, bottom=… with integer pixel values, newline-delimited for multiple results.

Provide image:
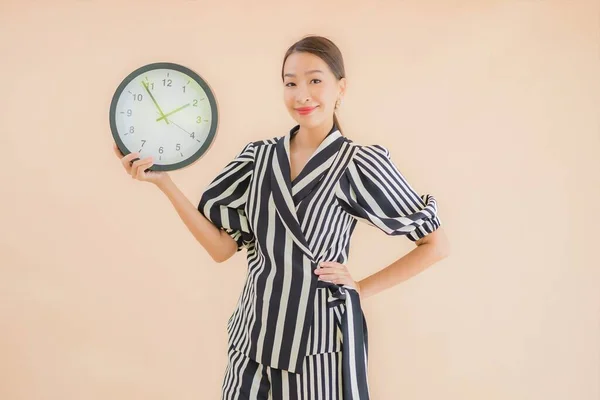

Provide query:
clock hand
left=169, top=118, right=194, bottom=136
left=156, top=103, right=191, bottom=122
left=141, top=81, right=170, bottom=124
left=155, top=111, right=194, bottom=137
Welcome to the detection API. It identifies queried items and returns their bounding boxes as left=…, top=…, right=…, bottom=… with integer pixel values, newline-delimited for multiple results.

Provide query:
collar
left=288, top=122, right=340, bottom=141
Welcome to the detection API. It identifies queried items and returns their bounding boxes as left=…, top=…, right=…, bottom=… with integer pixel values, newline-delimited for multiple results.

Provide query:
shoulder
left=228, top=136, right=280, bottom=164
left=232, top=141, right=255, bottom=161
left=346, top=141, right=392, bottom=166
left=357, top=143, right=390, bottom=158
left=238, top=136, right=279, bottom=156
left=252, top=136, right=279, bottom=147
left=335, top=142, right=395, bottom=187
left=248, top=128, right=284, bottom=149
left=232, top=131, right=280, bottom=151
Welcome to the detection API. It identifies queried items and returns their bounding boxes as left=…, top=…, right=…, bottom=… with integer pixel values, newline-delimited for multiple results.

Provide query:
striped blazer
left=198, top=124, right=441, bottom=398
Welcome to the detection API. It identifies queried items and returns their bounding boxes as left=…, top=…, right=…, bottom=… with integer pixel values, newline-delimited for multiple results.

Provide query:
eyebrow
left=283, top=69, right=324, bottom=78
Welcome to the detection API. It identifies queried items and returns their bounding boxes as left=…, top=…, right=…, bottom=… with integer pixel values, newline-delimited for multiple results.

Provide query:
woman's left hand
left=314, top=261, right=361, bottom=296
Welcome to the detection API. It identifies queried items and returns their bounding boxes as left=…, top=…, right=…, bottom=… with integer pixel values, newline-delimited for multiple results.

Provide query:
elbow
left=211, top=254, right=227, bottom=264
left=423, top=240, right=450, bottom=262
left=203, top=230, right=238, bottom=263
left=210, top=241, right=238, bottom=264
left=211, top=250, right=234, bottom=264
left=436, top=241, right=451, bottom=260
left=434, top=231, right=451, bottom=260
left=197, top=238, right=229, bottom=263
left=415, top=227, right=450, bottom=261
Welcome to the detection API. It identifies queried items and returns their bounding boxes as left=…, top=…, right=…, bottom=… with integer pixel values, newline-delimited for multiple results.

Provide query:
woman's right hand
left=113, top=142, right=171, bottom=187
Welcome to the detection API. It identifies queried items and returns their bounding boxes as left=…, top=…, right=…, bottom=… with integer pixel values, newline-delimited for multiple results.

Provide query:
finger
left=314, top=266, right=344, bottom=276
left=317, top=273, right=341, bottom=282
left=331, top=276, right=354, bottom=287
left=114, top=143, right=134, bottom=162
left=131, top=158, right=153, bottom=178
left=130, top=157, right=148, bottom=177
left=122, top=152, right=140, bottom=170
left=317, top=262, right=338, bottom=269
left=113, top=143, right=123, bottom=158
left=319, top=261, right=345, bottom=269
left=318, top=264, right=345, bottom=273
left=128, top=154, right=143, bottom=167
left=136, top=159, right=154, bottom=180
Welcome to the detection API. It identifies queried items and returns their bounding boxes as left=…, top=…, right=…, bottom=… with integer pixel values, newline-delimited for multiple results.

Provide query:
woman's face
left=282, top=51, right=345, bottom=130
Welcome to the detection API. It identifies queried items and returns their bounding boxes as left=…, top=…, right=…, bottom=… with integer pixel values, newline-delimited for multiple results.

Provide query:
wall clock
left=109, top=62, right=218, bottom=171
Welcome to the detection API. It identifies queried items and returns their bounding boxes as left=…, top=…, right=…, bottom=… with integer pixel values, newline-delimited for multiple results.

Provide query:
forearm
left=156, top=177, right=236, bottom=263
left=358, top=242, right=447, bottom=299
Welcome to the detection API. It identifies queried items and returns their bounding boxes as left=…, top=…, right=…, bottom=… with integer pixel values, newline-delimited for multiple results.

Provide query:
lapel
left=269, top=124, right=344, bottom=262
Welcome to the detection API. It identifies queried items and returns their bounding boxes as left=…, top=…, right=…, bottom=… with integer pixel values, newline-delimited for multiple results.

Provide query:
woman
left=114, top=35, right=449, bottom=400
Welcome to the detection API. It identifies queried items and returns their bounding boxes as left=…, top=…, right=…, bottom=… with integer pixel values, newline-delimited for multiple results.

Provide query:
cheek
left=283, top=91, right=294, bottom=108
left=312, top=87, right=334, bottom=107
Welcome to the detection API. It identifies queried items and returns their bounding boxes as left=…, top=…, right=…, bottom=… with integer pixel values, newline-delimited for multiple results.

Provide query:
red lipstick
left=296, top=106, right=317, bottom=115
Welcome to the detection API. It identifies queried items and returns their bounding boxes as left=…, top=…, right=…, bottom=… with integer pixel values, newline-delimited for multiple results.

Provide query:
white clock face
left=110, top=63, right=218, bottom=171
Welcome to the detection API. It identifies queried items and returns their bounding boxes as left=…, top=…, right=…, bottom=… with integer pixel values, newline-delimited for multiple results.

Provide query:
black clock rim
left=109, top=62, right=219, bottom=172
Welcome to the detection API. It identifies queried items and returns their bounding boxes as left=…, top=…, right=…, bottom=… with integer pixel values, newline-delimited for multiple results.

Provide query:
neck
left=293, top=119, right=335, bottom=149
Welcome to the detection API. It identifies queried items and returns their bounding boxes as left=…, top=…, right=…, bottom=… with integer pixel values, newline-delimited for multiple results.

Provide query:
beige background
left=1, top=0, right=599, bottom=399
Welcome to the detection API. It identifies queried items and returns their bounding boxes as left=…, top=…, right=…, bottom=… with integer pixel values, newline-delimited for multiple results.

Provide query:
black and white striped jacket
left=199, top=124, right=441, bottom=398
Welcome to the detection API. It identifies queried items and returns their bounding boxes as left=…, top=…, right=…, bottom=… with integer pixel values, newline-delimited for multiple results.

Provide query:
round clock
left=109, top=62, right=218, bottom=171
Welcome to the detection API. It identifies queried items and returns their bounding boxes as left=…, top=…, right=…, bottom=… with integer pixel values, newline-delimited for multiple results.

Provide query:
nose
left=295, top=86, right=311, bottom=104
left=296, top=95, right=311, bottom=105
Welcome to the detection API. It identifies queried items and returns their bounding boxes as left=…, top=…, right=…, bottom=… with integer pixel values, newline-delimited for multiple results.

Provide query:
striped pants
left=221, top=344, right=344, bottom=399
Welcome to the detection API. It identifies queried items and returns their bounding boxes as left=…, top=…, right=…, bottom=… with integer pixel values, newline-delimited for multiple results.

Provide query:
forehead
left=283, top=52, right=330, bottom=76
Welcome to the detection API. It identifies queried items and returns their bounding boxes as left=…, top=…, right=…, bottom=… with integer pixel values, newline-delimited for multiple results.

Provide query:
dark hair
left=281, top=35, right=346, bottom=135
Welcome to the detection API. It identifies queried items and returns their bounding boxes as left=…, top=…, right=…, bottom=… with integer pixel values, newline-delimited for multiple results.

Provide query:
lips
left=296, top=106, right=317, bottom=115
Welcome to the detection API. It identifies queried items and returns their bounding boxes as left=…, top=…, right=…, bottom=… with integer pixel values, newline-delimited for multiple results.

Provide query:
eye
left=285, top=82, right=296, bottom=87
left=311, top=79, right=322, bottom=84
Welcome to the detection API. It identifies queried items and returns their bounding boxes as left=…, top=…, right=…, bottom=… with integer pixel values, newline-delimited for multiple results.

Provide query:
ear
left=338, top=77, right=347, bottom=98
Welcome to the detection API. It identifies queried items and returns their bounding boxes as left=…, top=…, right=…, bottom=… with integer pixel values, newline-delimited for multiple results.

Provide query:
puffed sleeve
left=336, top=144, right=441, bottom=241
left=198, top=141, right=255, bottom=251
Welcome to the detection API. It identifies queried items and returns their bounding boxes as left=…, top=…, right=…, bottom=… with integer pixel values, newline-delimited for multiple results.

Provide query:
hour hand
left=156, top=103, right=191, bottom=122
left=141, top=81, right=169, bottom=124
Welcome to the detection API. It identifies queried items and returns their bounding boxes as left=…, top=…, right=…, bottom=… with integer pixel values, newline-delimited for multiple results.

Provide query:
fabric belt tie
left=317, top=280, right=370, bottom=399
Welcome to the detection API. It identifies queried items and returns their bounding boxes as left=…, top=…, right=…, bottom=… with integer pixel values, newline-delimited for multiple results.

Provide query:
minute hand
left=141, top=81, right=169, bottom=124
left=156, top=103, right=191, bottom=122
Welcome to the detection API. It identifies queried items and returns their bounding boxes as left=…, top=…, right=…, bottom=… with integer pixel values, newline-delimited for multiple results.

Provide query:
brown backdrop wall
left=1, top=1, right=599, bottom=399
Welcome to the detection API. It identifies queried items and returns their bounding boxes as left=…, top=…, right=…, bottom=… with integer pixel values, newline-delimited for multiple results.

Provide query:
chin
left=295, top=115, right=325, bottom=129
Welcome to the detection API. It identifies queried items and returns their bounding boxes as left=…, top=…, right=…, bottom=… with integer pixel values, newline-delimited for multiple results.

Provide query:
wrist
left=357, top=279, right=371, bottom=299
left=356, top=280, right=363, bottom=298
left=156, top=175, right=174, bottom=192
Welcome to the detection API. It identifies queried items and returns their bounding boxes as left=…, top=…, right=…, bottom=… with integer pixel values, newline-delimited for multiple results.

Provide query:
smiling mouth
left=296, top=106, right=318, bottom=115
